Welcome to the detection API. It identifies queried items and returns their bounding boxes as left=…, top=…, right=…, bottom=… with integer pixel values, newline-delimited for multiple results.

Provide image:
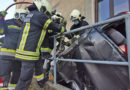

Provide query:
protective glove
left=0, top=11, right=7, bottom=17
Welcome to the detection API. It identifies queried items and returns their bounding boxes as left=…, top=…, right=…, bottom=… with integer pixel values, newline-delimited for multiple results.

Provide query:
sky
left=0, top=0, right=16, bottom=19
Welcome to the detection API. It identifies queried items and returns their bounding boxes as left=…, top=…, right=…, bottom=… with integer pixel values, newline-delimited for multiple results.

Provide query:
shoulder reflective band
left=16, top=49, right=39, bottom=56
left=36, top=29, right=47, bottom=52
left=15, top=54, right=39, bottom=60
left=19, top=23, right=30, bottom=50
left=8, top=25, right=22, bottom=30
left=43, top=19, right=52, bottom=30
left=35, top=73, right=44, bottom=81
left=1, top=48, right=16, bottom=53
left=40, top=47, right=52, bottom=53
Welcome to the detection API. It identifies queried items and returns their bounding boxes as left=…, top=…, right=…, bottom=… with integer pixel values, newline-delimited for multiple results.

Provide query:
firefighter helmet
left=34, top=0, right=52, bottom=15
left=70, top=9, right=81, bottom=21
left=34, top=0, right=42, bottom=11
left=14, top=9, right=27, bottom=21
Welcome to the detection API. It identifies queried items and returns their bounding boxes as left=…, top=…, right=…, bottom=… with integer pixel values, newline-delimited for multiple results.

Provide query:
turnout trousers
left=15, top=58, right=44, bottom=90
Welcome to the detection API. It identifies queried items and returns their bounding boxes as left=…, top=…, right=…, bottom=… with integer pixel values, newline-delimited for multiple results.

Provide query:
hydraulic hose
left=5, top=2, right=33, bottom=11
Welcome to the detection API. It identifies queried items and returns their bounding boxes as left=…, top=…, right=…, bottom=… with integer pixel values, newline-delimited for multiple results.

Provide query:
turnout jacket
left=70, top=20, right=89, bottom=38
left=0, top=19, right=22, bottom=60
left=15, top=10, right=64, bottom=62
left=40, top=31, right=54, bottom=58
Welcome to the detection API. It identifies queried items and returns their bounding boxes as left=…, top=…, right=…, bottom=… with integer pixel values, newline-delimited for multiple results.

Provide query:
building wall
left=15, top=0, right=33, bottom=9
left=15, top=0, right=95, bottom=29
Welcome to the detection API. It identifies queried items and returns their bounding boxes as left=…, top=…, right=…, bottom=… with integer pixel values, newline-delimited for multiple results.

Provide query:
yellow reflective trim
left=43, top=19, right=52, bottom=30
left=35, top=73, right=44, bottom=79
left=36, top=29, right=46, bottom=52
left=41, top=47, right=52, bottom=52
left=8, top=83, right=16, bottom=87
left=45, top=20, right=52, bottom=30
left=1, top=48, right=16, bottom=53
left=36, top=19, right=52, bottom=52
left=16, top=49, right=39, bottom=56
left=8, top=25, right=22, bottom=30
left=19, top=23, right=30, bottom=50
left=15, top=54, right=39, bottom=60
left=60, top=26, right=65, bottom=33
left=0, top=28, right=4, bottom=34
left=46, top=20, right=52, bottom=30
left=48, top=30, right=53, bottom=33
left=22, top=23, right=30, bottom=50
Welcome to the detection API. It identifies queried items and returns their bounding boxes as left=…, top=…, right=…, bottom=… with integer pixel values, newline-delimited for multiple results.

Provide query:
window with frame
left=95, top=0, right=130, bottom=22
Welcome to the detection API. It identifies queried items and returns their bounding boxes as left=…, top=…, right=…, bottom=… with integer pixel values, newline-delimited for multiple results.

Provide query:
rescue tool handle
left=5, top=2, right=33, bottom=12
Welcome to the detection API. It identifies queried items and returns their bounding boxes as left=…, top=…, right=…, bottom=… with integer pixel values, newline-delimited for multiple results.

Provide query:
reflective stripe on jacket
left=0, top=19, right=22, bottom=60
left=15, top=10, right=63, bottom=61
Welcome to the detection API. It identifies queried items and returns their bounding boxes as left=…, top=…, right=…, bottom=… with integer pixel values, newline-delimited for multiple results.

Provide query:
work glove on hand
left=0, top=11, right=7, bottom=17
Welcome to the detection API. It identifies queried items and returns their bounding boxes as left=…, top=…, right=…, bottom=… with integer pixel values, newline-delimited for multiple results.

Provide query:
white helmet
left=34, top=0, right=42, bottom=11
left=55, top=12, right=62, bottom=16
left=70, top=9, right=81, bottom=21
left=51, top=12, right=62, bottom=20
left=34, top=0, right=52, bottom=15
left=14, top=9, right=27, bottom=21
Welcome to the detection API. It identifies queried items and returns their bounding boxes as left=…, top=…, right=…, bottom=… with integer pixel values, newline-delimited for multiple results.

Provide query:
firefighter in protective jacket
left=39, top=12, right=67, bottom=85
left=0, top=9, right=27, bottom=89
left=69, top=9, right=89, bottom=43
left=15, top=0, right=65, bottom=89
left=40, top=12, right=67, bottom=59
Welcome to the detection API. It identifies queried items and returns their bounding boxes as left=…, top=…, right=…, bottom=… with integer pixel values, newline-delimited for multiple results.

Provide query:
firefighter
left=15, top=0, right=65, bottom=89
left=0, top=9, right=27, bottom=89
left=69, top=9, right=89, bottom=43
left=51, top=13, right=68, bottom=53
left=38, top=12, right=67, bottom=86
left=36, top=29, right=54, bottom=88
left=70, top=9, right=89, bottom=87
left=0, top=36, right=4, bottom=89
